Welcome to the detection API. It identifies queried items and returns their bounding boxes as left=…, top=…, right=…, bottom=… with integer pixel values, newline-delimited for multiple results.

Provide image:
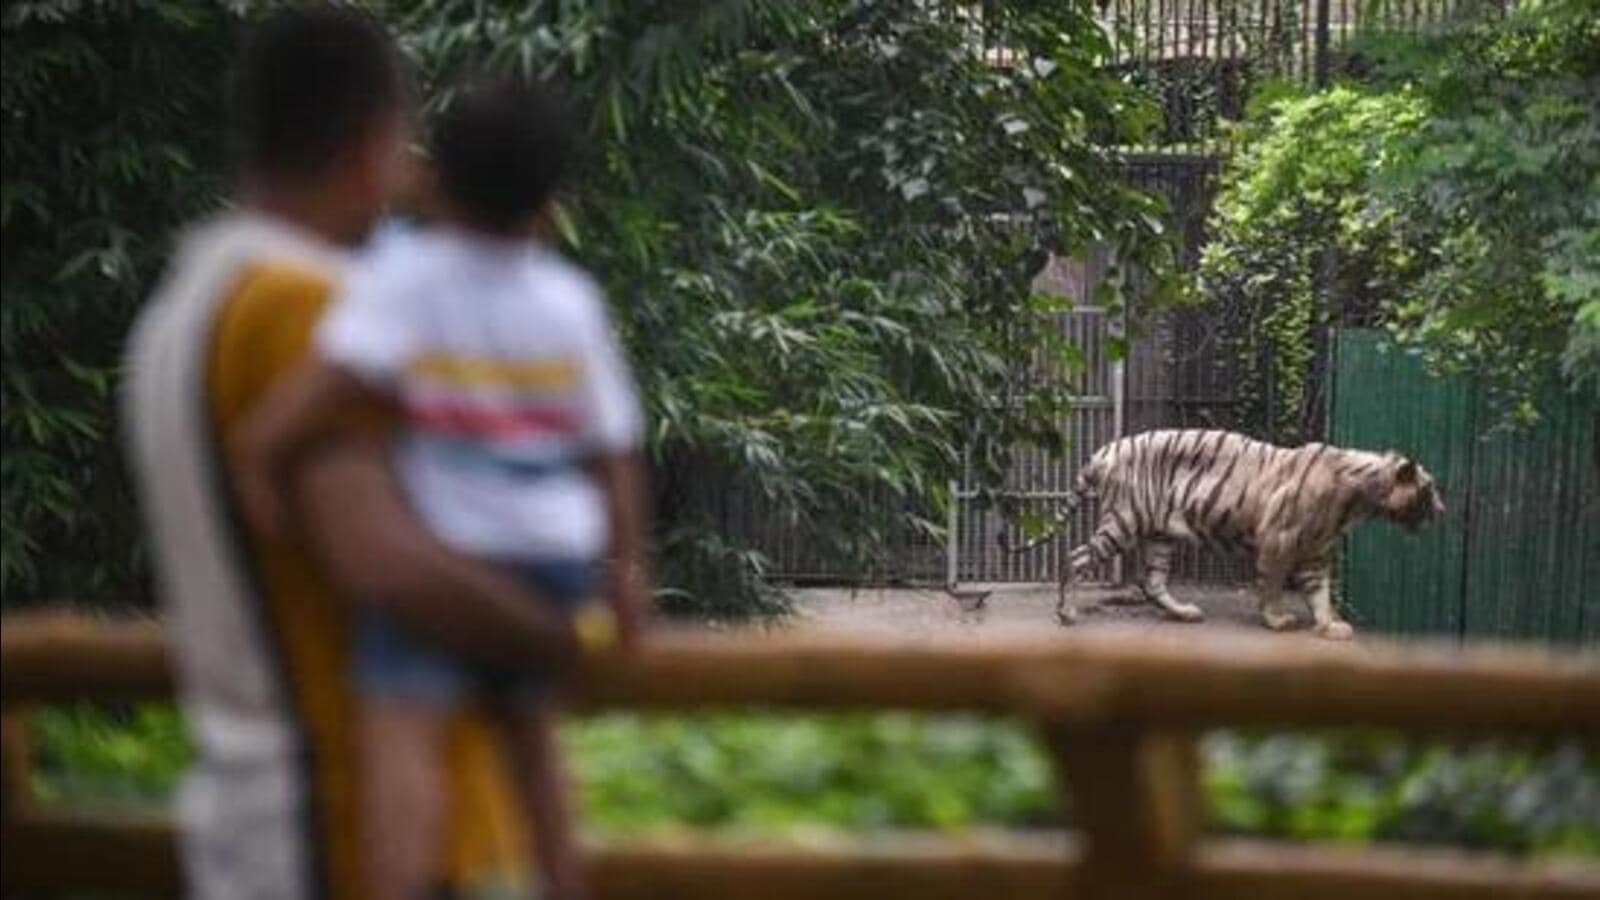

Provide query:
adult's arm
left=290, top=435, right=579, bottom=672
left=588, top=450, right=651, bottom=646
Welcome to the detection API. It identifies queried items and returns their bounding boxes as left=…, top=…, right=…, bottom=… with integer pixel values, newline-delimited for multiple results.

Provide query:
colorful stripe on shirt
left=407, top=401, right=580, bottom=440
left=403, top=353, right=583, bottom=442
left=411, top=354, right=579, bottom=390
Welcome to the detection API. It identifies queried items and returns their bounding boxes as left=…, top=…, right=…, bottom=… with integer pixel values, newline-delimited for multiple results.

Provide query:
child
left=231, top=76, right=649, bottom=900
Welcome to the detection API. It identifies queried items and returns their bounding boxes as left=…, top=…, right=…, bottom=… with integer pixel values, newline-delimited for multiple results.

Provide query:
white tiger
left=1004, top=429, right=1446, bottom=639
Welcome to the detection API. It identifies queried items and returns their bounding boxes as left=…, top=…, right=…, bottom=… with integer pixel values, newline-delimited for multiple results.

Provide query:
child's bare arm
left=588, top=450, right=651, bottom=647
left=230, top=359, right=391, bottom=538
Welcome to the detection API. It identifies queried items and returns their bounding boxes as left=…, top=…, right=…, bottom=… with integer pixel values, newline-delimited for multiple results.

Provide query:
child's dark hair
left=430, top=76, right=576, bottom=234
left=230, top=5, right=408, bottom=179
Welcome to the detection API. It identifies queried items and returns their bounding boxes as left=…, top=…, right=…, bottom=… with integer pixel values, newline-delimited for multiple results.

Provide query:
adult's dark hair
left=430, top=76, right=576, bottom=234
left=230, top=4, right=408, bottom=179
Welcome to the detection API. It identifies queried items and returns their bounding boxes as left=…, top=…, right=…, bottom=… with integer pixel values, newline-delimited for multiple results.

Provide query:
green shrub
left=28, top=706, right=1599, bottom=858
left=1, top=1, right=237, bottom=604
left=1198, top=86, right=1426, bottom=441
left=1205, top=731, right=1600, bottom=857
left=4, top=1, right=1178, bottom=615
left=31, top=704, right=188, bottom=806
left=565, top=714, right=1055, bottom=834
left=1198, top=0, right=1600, bottom=429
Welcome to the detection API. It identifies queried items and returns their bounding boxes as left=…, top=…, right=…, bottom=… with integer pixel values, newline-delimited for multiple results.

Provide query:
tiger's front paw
left=1316, top=620, right=1355, bottom=641
left=1167, top=602, right=1205, bottom=623
left=1261, top=607, right=1298, bottom=632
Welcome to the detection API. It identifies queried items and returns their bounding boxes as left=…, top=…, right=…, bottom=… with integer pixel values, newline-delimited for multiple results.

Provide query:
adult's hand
left=290, top=435, right=579, bottom=672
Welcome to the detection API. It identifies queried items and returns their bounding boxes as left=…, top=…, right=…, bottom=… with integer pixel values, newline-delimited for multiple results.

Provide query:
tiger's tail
left=997, top=463, right=1101, bottom=555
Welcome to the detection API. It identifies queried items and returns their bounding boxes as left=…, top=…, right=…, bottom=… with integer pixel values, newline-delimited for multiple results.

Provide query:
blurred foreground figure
left=231, top=76, right=651, bottom=900
left=122, top=6, right=580, bottom=898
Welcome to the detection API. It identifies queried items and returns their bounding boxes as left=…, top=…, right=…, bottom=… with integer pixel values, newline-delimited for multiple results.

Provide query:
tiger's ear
left=1396, top=458, right=1418, bottom=483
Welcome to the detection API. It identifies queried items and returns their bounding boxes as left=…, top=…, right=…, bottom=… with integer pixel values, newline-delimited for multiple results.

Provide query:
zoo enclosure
left=3, top=612, right=1597, bottom=898
left=736, top=0, right=1520, bottom=587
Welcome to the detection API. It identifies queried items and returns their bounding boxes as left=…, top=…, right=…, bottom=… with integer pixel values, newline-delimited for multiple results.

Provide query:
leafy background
left=3, top=0, right=1176, bottom=614
left=1199, top=0, right=1600, bottom=430
left=2, top=2, right=236, bottom=604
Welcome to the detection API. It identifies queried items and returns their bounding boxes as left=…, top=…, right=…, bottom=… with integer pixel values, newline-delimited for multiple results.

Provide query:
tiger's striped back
left=1083, top=429, right=1298, bottom=558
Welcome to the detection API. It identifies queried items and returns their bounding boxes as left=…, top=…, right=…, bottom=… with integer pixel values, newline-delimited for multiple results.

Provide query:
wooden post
left=1, top=709, right=33, bottom=824
left=1047, top=724, right=1203, bottom=899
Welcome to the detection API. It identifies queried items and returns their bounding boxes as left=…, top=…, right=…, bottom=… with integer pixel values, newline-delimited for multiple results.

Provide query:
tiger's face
left=1383, top=455, right=1446, bottom=532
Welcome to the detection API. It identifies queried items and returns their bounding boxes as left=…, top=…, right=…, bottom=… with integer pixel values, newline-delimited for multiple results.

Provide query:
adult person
left=122, top=7, right=576, bottom=898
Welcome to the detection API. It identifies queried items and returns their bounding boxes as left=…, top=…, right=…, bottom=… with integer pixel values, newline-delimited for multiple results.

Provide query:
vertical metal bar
left=1145, top=0, right=1155, bottom=68
left=946, top=478, right=960, bottom=589
left=1121, top=0, right=1132, bottom=63
left=1455, top=371, right=1481, bottom=642
left=1218, top=0, right=1230, bottom=127
left=1191, top=0, right=1202, bottom=58
left=1266, top=0, right=1279, bottom=77
left=1157, top=0, right=1166, bottom=64
left=1315, top=0, right=1332, bottom=84
left=1298, top=0, right=1309, bottom=83
left=1112, top=301, right=1129, bottom=586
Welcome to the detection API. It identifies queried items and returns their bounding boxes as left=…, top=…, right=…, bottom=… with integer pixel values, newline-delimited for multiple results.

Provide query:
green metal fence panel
left=1332, top=328, right=1598, bottom=644
left=1332, top=330, right=1473, bottom=637
left=1462, top=395, right=1599, bottom=644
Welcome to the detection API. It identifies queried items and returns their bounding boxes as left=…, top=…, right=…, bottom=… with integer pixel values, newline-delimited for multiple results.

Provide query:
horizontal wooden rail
left=3, top=612, right=1598, bottom=899
left=5, top=612, right=1598, bottom=733
left=4, top=813, right=1597, bottom=900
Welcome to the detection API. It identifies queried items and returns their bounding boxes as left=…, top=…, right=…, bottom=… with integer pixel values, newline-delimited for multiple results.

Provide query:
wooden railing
left=3, top=612, right=1598, bottom=899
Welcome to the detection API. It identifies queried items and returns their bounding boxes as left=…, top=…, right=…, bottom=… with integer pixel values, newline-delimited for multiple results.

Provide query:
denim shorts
left=353, top=558, right=599, bottom=706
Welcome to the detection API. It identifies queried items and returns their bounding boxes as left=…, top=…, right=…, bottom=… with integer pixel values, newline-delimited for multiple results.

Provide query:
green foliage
left=1, top=1, right=238, bottom=604
left=32, top=704, right=189, bottom=806
left=1199, top=0, right=1600, bottom=430
left=566, top=714, right=1055, bottom=833
left=3, top=1, right=1175, bottom=613
left=1566, top=298, right=1600, bottom=399
left=397, top=0, right=1176, bottom=612
left=1206, top=731, right=1600, bottom=857
left=1366, top=0, right=1600, bottom=421
left=30, top=706, right=1600, bottom=857
left=1200, top=87, right=1425, bottom=440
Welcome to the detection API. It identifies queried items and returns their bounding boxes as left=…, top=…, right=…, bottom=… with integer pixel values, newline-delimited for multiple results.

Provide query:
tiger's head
left=1379, top=454, right=1446, bottom=532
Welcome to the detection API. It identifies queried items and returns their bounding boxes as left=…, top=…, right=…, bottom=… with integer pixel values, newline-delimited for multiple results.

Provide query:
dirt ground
left=788, top=582, right=1333, bottom=644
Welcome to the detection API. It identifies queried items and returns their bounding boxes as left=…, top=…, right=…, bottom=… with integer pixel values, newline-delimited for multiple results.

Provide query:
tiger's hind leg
left=1056, top=512, right=1134, bottom=626
left=1138, top=538, right=1204, bottom=622
left=1054, top=567, right=1076, bottom=626
left=1052, top=544, right=1088, bottom=626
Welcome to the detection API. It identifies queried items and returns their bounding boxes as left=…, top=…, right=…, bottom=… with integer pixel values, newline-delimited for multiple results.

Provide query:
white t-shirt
left=317, top=225, right=643, bottom=561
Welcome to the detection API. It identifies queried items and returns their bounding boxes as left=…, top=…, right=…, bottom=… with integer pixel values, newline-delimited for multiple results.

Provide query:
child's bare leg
left=362, top=700, right=450, bottom=900
left=503, top=697, right=586, bottom=899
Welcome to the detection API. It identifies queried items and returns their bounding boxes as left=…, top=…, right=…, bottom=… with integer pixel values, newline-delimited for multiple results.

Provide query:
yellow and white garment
left=123, top=212, right=536, bottom=900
